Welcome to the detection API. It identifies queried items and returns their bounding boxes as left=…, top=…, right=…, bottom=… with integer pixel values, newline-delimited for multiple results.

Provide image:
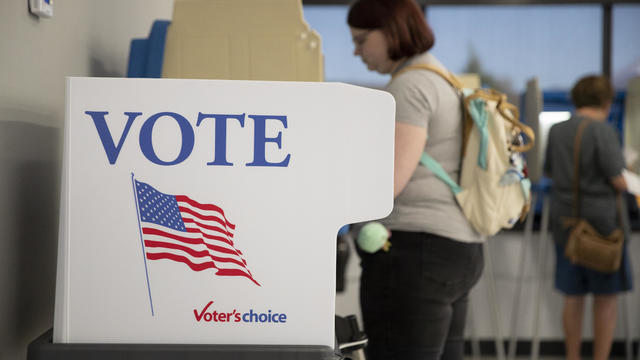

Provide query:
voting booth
left=26, top=78, right=394, bottom=358
left=162, top=0, right=323, bottom=81
left=625, top=77, right=640, bottom=174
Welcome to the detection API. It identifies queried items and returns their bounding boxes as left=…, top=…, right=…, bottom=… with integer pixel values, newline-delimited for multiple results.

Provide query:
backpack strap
left=465, top=90, right=536, bottom=153
left=393, top=63, right=464, bottom=91
left=419, top=153, right=462, bottom=195
left=394, top=64, right=536, bottom=154
left=393, top=63, right=475, bottom=157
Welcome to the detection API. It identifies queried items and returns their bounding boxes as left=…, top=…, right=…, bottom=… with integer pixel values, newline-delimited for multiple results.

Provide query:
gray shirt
left=544, top=115, right=626, bottom=243
left=379, top=52, right=482, bottom=243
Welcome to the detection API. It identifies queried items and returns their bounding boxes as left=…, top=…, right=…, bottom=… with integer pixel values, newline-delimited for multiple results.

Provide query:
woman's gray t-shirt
left=544, top=115, right=627, bottom=244
left=380, top=52, right=482, bottom=243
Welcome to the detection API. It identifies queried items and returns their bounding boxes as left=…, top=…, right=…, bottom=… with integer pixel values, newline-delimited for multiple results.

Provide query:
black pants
left=359, top=230, right=484, bottom=360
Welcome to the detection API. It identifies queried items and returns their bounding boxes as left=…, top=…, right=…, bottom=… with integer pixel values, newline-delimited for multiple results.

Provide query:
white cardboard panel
left=53, top=78, right=395, bottom=346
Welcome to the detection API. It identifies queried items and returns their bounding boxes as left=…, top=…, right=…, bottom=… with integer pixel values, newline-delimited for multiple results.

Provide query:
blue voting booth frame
left=126, top=20, right=170, bottom=78
left=541, top=90, right=627, bottom=141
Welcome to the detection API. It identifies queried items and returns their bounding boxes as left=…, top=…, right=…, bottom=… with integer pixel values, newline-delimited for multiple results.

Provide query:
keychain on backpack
left=356, top=222, right=391, bottom=254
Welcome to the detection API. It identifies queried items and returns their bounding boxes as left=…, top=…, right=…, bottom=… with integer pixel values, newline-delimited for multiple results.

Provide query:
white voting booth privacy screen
left=54, top=78, right=395, bottom=347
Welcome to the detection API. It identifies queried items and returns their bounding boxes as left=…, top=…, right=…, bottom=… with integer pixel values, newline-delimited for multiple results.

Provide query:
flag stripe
left=143, top=232, right=246, bottom=267
left=175, top=195, right=235, bottom=229
left=145, top=239, right=251, bottom=274
left=142, top=227, right=242, bottom=257
left=177, top=203, right=234, bottom=233
left=183, top=218, right=234, bottom=238
left=184, top=227, right=241, bottom=252
left=215, top=269, right=261, bottom=286
left=146, top=223, right=245, bottom=258
left=178, top=206, right=230, bottom=230
left=147, top=252, right=216, bottom=271
left=144, top=244, right=249, bottom=273
left=146, top=252, right=259, bottom=285
left=144, top=240, right=248, bottom=268
left=145, top=225, right=240, bottom=254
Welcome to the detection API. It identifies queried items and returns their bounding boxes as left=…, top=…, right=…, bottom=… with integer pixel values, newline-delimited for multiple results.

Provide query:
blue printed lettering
left=139, top=112, right=195, bottom=166
left=249, top=309, right=259, bottom=322
left=196, top=113, right=246, bottom=166
left=85, top=111, right=142, bottom=164
left=196, top=302, right=288, bottom=325
left=246, top=115, right=291, bottom=167
left=86, top=111, right=290, bottom=167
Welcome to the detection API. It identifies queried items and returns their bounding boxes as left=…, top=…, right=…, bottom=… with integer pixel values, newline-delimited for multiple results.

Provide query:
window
left=427, top=5, right=602, bottom=94
left=304, top=4, right=639, bottom=94
left=612, top=4, right=640, bottom=90
left=303, top=5, right=390, bottom=88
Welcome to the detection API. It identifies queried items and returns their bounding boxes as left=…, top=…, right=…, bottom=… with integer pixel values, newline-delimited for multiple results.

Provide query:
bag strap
left=394, top=64, right=474, bottom=156
left=393, top=63, right=464, bottom=91
left=571, top=119, right=624, bottom=228
left=394, top=64, right=469, bottom=189
left=419, top=153, right=462, bottom=195
left=466, top=90, right=536, bottom=153
left=571, top=119, right=591, bottom=218
left=394, top=63, right=535, bottom=154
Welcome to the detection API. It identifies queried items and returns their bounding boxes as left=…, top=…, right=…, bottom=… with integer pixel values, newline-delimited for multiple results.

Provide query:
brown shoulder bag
left=563, top=119, right=624, bottom=273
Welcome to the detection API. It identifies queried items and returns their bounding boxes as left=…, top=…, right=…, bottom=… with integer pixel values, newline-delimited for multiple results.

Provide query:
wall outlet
left=29, top=0, right=53, bottom=18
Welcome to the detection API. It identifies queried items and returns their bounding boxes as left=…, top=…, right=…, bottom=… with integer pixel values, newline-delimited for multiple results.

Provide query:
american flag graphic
left=133, top=180, right=260, bottom=286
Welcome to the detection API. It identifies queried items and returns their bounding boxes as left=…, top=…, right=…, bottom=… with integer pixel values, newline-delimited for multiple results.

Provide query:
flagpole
left=131, top=173, right=155, bottom=316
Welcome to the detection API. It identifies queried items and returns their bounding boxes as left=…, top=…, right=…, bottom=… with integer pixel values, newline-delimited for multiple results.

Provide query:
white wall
left=0, top=1, right=173, bottom=359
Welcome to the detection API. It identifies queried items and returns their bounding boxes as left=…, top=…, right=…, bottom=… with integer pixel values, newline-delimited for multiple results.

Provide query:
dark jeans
left=359, top=230, right=484, bottom=360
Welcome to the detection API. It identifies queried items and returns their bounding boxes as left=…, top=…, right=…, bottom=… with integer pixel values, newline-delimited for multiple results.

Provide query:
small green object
left=357, top=222, right=390, bottom=253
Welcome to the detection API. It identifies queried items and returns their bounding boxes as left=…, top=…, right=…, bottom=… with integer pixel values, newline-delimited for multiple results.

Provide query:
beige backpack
left=394, top=64, right=536, bottom=236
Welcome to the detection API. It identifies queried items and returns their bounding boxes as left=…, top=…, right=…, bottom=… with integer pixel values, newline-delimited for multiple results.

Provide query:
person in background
left=544, top=75, right=632, bottom=360
left=347, top=1, right=484, bottom=359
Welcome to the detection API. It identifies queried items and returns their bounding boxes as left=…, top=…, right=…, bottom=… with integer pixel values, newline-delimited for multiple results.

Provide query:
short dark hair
left=347, top=0, right=435, bottom=61
left=570, top=75, right=614, bottom=109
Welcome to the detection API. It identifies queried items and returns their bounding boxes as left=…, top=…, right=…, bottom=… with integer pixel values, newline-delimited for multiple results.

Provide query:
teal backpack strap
left=468, top=98, right=489, bottom=170
left=419, top=153, right=462, bottom=195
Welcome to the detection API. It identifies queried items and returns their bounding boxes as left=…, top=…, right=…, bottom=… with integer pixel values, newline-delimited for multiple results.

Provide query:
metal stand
left=503, top=183, right=635, bottom=360
left=622, top=293, right=632, bottom=360
left=508, top=191, right=538, bottom=360
left=335, top=315, right=367, bottom=360
left=530, top=191, right=551, bottom=360
left=484, top=241, right=506, bottom=360
left=506, top=184, right=551, bottom=360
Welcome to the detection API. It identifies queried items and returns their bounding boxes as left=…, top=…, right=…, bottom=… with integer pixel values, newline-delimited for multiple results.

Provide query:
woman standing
left=545, top=75, right=632, bottom=360
left=348, top=1, right=484, bottom=359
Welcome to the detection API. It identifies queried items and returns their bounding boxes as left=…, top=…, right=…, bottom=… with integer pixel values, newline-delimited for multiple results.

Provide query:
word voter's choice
left=194, top=301, right=288, bottom=324
left=85, top=111, right=291, bottom=167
